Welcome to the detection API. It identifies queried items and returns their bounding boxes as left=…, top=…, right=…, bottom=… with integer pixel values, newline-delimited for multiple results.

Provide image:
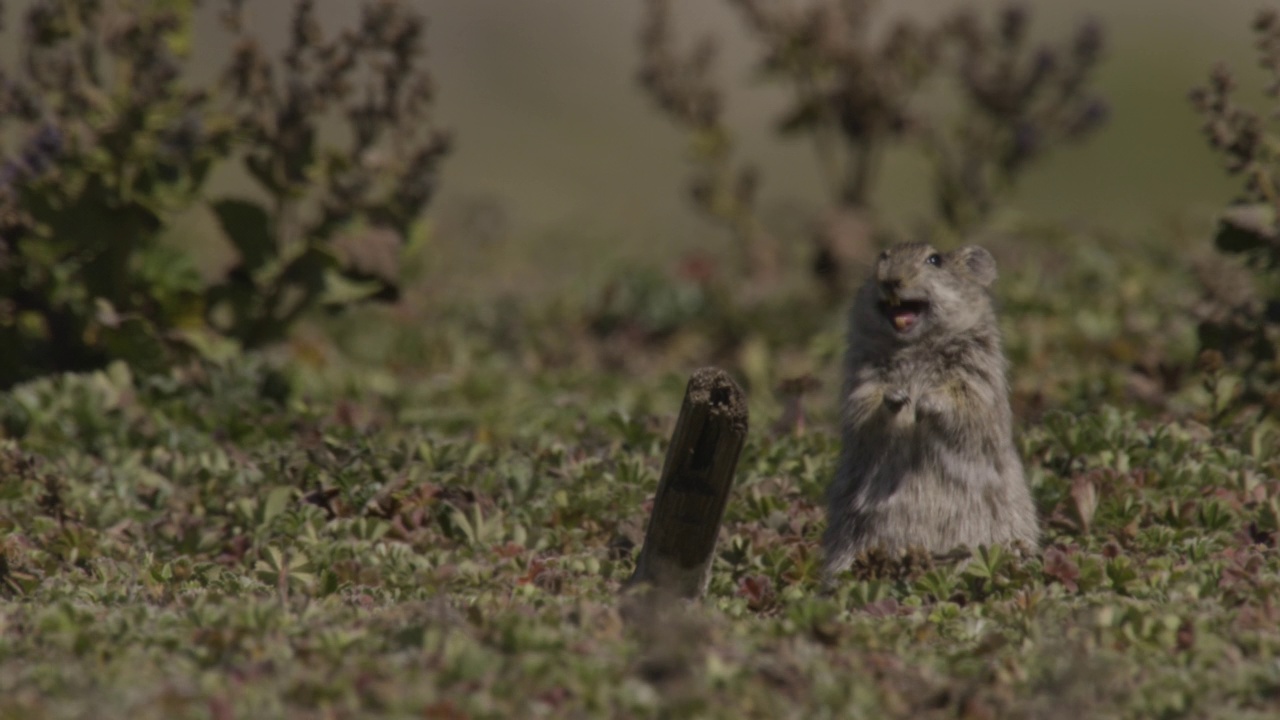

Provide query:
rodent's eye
left=926, top=253, right=942, bottom=267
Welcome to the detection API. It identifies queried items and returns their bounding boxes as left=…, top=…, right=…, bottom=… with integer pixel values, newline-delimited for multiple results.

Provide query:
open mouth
left=879, top=298, right=929, bottom=333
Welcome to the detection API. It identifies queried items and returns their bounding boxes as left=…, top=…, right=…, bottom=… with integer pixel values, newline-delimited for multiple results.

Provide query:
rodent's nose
left=880, top=279, right=901, bottom=295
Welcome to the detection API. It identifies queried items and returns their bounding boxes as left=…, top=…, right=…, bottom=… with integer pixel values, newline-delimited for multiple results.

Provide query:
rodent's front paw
left=916, top=390, right=949, bottom=417
left=883, top=388, right=910, bottom=413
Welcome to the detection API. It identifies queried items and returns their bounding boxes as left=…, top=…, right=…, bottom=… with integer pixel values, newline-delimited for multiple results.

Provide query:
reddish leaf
left=1042, top=547, right=1080, bottom=593
left=736, top=574, right=775, bottom=611
left=863, top=598, right=900, bottom=618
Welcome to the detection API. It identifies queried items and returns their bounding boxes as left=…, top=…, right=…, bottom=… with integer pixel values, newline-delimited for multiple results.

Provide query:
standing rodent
left=823, top=242, right=1038, bottom=577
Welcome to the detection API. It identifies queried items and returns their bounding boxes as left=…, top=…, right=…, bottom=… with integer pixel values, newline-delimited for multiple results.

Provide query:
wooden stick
left=626, top=367, right=749, bottom=599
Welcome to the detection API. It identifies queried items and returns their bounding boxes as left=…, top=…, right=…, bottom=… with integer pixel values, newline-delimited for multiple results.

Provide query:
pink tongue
left=890, top=308, right=918, bottom=331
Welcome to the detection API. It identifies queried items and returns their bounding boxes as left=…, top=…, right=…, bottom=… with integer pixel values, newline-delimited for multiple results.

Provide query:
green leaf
left=154, top=0, right=196, bottom=57
left=278, top=246, right=339, bottom=296
left=211, top=199, right=275, bottom=272
left=776, top=98, right=825, bottom=136
left=320, top=268, right=386, bottom=307
left=1214, top=203, right=1277, bottom=253
left=261, top=486, right=294, bottom=526
left=98, top=314, right=172, bottom=374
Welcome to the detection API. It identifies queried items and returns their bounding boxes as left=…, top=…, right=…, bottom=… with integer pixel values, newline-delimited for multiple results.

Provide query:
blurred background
left=0, top=0, right=1269, bottom=394
left=250, top=1, right=1256, bottom=276
left=131, top=0, right=1258, bottom=294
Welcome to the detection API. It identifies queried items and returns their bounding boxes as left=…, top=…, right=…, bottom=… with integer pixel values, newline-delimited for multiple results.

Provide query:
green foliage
left=0, top=0, right=450, bottom=388
left=0, top=226, right=1272, bottom=717
left=1190, top=9, right=1280, bottom=414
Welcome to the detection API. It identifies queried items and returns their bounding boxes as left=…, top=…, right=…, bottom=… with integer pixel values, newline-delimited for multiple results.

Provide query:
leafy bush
left=1190, top=8, right=1280, bottom=415
left=0, top=0, right=450, bottom=388
left=638, top=0, right=1107, bottom=293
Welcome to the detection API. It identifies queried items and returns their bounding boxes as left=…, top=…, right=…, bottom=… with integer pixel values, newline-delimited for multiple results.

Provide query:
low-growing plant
left=0, top=302, right=1277, bottom=717
left=0, top=0, right=450, bottom=388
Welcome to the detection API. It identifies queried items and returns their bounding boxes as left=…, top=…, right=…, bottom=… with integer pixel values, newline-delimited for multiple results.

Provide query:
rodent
left=822, top=241, right=1039, bottom=577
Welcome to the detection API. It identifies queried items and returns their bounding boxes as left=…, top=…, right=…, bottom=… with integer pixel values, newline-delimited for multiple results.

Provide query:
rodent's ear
left=953, top=246, right=997, bottom=287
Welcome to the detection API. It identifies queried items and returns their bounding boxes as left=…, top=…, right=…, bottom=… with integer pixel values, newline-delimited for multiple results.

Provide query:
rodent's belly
left=846, top=447, right=1013, bottom=553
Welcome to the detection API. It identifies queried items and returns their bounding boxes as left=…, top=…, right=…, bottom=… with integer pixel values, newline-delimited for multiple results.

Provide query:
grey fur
left=822, top=242, right=1039, bottom=577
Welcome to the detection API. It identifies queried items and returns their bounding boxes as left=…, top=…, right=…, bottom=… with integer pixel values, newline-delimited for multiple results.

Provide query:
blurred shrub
left=638, top=0, right=1107, bottom=295
left=0, top=0, right=449, bottom=388
left=587, top=266, right=716, bottom=347
left=1189, top=9, right=1280, bottom=413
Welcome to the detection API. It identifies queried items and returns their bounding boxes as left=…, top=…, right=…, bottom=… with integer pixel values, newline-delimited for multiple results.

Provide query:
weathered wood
left=626, top=367, right=748, bottom=599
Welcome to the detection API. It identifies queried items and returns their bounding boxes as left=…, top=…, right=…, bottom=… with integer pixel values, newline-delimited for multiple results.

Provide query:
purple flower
left=31, top=123, right=63, bottom=156
left=1074, top=19, right=1104, bottom=64
left=162, top=111, right=204, bottom=160
left=1010, top=120, right=1041, bottom=164
left=1031, top=48, right=1057, bottom=79
left=1026, top=47, right=1058, bottom=93
left=19, top=123, right=63, bottom=177
left=0, top=160, right=22, bottom=193
left=1067, top=98, right=1110, bottom=137
left=1000, top=4, right=1028, bottom=46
